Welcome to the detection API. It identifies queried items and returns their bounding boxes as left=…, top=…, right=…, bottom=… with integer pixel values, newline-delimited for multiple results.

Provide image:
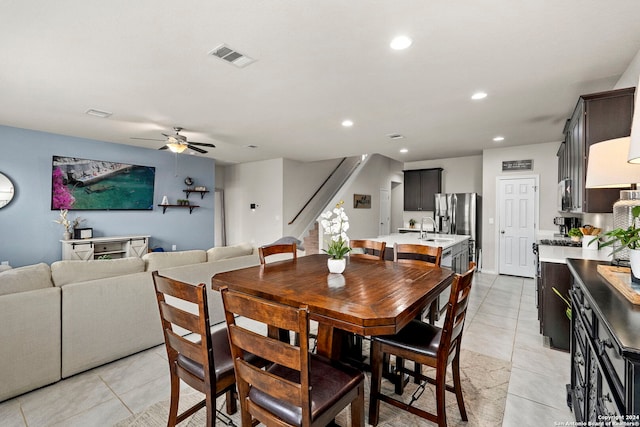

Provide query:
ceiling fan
left=132, top=127, right=216, bottom=154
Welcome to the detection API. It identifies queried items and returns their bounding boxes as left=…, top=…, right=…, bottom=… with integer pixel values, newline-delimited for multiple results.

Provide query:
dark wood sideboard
left=566, top=259, right=640, bottom=423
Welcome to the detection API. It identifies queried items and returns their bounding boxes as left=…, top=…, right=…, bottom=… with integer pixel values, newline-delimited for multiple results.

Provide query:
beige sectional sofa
left=0, top=243, right=261, bottom=402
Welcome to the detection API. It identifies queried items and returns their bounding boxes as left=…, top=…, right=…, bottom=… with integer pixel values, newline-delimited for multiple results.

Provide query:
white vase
left=327, top=258, right=346, bottom=274
left=630, top=249, right=640, bottom=283
left=63, top=231, right=72, bottom=241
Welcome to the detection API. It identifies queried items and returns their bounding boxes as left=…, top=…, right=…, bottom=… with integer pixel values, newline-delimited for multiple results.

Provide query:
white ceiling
left=2, top=1, right=640, bottom=165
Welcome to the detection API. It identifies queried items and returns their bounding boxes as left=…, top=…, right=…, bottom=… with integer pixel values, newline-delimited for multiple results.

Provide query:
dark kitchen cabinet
left=567, top=259, right=640, bottom=422
left=403, top=168, right=442, bottom=211
left=539, top=262, right=571, bottom=351
left=562, top=87, right=635, bottom=213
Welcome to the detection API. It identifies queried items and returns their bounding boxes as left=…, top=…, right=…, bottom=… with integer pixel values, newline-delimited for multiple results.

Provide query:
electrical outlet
left=172, top=245, right=177, bottom=251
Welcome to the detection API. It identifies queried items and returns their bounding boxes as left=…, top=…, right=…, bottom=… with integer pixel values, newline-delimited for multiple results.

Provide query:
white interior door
left=379, top=189, right=390, bottom=236
left=498, top=177, right=536, bottom=277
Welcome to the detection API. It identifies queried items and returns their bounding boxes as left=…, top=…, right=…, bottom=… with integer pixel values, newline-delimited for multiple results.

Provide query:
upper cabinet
left=403, top=168, right=442, bottom=211
left=561, top=87, right=635, bottom=213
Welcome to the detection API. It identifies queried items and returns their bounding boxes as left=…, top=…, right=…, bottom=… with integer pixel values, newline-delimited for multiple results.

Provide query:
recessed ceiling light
left=471, top=92, right=488, bottom=100
left=399, top=148, right=408, bottom=153
left=390, top=36, right=412, bottom=50
left=85, top=109, right=112, bottom=118
left=341, top=119, right=354, bottom=127
left=493, top=136, right=505, bottom=142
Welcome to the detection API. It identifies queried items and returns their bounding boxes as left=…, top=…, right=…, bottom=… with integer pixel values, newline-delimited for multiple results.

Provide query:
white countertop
left=539, top=244, right=612, bottom=264
left=369, top=233, right=470, bottom=251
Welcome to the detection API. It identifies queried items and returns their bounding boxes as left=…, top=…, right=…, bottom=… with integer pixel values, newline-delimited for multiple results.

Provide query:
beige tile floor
left=0, top=271, right=573, bottom=426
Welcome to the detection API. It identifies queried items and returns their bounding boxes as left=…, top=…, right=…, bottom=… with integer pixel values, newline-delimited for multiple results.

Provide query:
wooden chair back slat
left=259, top=243, right=297, bottom=264
left=159, top=301, right=203, bottom=334
left=236, top=359, right=303, bottom=407
left=393, top=243, right=442, bottom=268
left=349, top=239, right=386, bottom=261
left=229, top=325, right=301, bottom=371
left=165, top=331, right=206, bottom=365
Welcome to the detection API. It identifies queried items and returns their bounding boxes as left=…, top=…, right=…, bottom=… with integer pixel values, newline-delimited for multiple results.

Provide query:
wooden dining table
left=211, top=253, right=455, bottom=360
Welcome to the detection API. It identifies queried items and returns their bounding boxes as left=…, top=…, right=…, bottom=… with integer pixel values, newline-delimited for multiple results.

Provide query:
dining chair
left=393, top=242, right=444, bottom=384
left=259, top=242, right=297, bottom=264
left=343, top=239, right=387, bottom=368
left=259, top=242, right=303, bottom=344
left=152, top=271, right=238, bottom=427
left=220, top=286, right=366, bottom=427
left=393, top=242, right=442, bottom=267
left=368, top=262, right=476, bottom=427
left=349, top=239, right=386, bottom=260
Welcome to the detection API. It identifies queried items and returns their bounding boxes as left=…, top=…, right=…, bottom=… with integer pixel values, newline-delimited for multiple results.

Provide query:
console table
left=60, top=235, right=150, bottom=261
left=566, top=258, right=640, bottom=422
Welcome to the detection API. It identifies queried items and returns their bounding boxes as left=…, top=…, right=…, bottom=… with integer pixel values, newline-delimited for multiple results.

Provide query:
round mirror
left=0, top=172, right=15, bottom=208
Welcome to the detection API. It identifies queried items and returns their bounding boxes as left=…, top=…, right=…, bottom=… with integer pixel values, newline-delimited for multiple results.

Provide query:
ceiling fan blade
left=131, top=137, right=165, bottom=142
left=189, top=142, right=216, bottom=148
left=187, top=144, right=207, bottom=154
left=158, top=145, right=169, bottom=150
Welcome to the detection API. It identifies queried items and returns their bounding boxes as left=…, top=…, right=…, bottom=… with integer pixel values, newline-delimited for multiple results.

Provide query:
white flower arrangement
left=53, top=209, right=84, bottom=233
left=320, top=200, right=351, bottom=259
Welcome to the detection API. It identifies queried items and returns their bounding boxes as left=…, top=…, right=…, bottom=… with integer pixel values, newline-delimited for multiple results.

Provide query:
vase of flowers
left=53, top=209, right=84, bottom=240
left=320, top=200, right=351, bottom=274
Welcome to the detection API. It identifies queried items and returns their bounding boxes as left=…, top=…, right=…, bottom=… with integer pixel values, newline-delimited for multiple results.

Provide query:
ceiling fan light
left=167, top=143, right=187, bottom=153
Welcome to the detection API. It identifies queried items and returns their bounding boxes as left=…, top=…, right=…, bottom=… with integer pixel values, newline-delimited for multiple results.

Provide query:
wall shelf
left=158, top=204, right=199, bottom=214
left=183, top=189, right=209, bottom=199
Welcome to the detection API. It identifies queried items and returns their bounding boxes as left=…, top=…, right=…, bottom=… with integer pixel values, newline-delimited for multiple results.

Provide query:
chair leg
left=452, top=352, right=468, bottom=421
left=351, top=383, right=365, bottom=427
left=167, top=370, right=180, bottom=427
left=205, top=394, right=215, bottom=427
left=435, top=367, right=447, bottom=427
left=368, top=341, right=383, bottom=426
left=394, top=357, right=405, bottom=395
left=225, top=386, right=237, bottom=415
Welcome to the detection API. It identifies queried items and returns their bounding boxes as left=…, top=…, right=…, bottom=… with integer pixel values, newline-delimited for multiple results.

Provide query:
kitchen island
left=367, top=232, right=471, bottom=272
left=365, top=233, right=471, bottom=321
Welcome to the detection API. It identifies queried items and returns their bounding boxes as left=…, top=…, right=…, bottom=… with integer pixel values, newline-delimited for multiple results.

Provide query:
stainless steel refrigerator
left=434, top=193, right=481, bottom=264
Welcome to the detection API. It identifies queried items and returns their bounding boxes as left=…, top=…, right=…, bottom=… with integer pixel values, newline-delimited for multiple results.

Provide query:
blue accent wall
left=0, top=125, right=215, bottom=267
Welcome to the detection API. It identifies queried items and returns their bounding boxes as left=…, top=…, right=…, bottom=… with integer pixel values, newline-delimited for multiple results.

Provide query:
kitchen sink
left=422, top=238, right=455, bottom=244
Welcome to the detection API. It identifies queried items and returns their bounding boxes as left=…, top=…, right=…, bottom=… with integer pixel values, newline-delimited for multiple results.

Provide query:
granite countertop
left=370, top=233, right=470, bottom=250
left=539, top=244, right=612, bottom=264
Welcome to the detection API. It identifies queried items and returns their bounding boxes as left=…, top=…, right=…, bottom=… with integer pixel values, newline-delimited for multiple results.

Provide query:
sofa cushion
left=142, top=250, right=207, bottom=271
left=207, top=243, right=254, bottom=262
left=0, top=263, right=53, bottom=296
left=51, top=258, right=146, bottom=287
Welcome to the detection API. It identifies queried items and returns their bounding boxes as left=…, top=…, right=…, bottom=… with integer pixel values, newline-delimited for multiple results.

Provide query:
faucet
left=420, top=217, right=438, bottom=239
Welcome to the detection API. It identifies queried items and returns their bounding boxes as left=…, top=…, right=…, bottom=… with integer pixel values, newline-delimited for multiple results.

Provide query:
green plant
left=409, top=218, right=416, bottom=227
left=568, top=228, right=582, bottom=238
left=598, top=205, right=640, bottom=254
left=552, top=287, right=572, bottom=319
left=320, top=200, right=352, bottom=260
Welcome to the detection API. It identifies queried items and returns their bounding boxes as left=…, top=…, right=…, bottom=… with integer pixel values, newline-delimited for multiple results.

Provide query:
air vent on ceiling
left=209, top=44, right=256, bottom=68
left=387, top=133, right=405, bottom=140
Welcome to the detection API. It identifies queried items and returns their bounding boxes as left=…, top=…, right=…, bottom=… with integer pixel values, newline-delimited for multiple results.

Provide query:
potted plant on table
left=568, top=228, right=582, bottom=242
left=409, top=218, right=416, bottom=229
left=598, top=205, right=640, bottom=282
left=320, top=200, right=351, bottom=274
